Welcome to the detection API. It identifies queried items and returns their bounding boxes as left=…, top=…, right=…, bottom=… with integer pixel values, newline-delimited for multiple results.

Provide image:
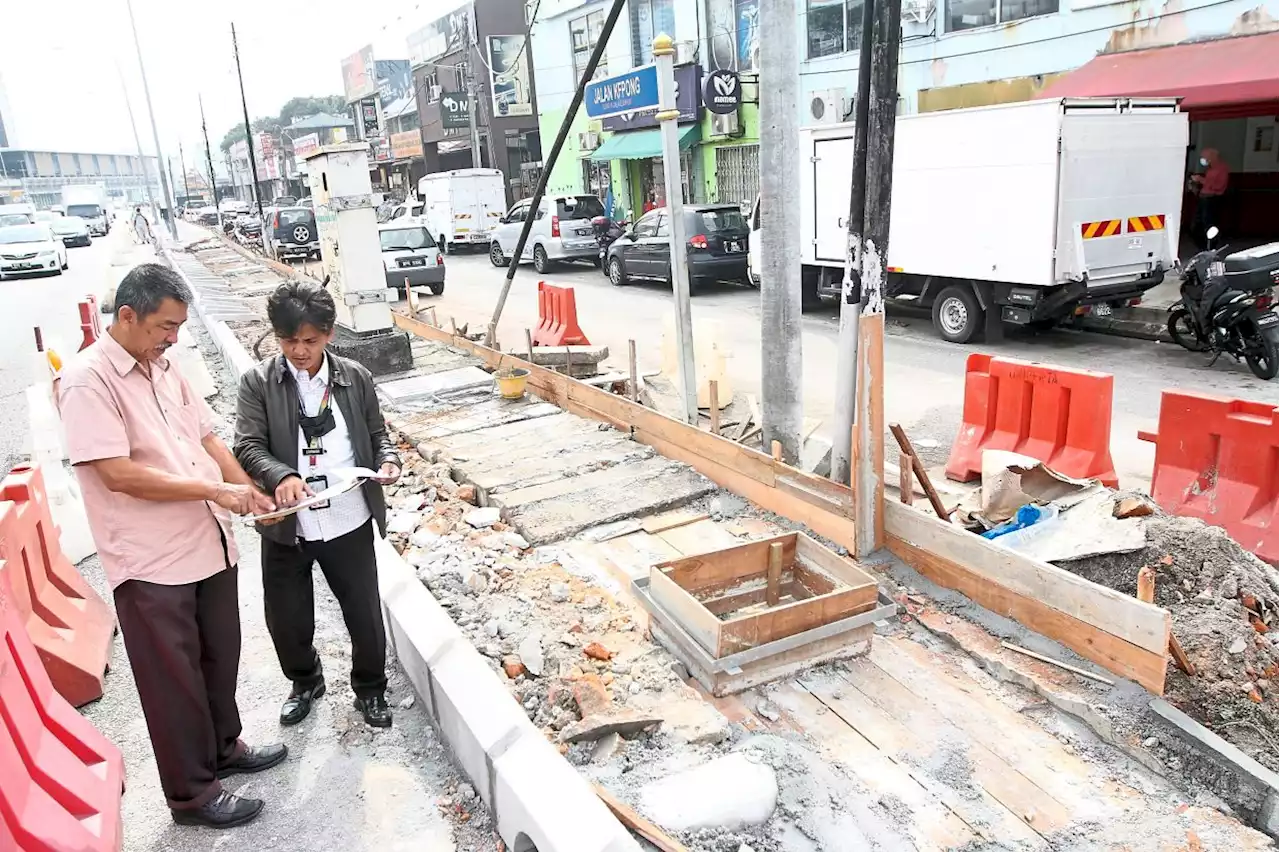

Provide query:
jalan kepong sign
left=585, top=65, right=660, bottom=120
left=703, top=69, right=742, bottom=115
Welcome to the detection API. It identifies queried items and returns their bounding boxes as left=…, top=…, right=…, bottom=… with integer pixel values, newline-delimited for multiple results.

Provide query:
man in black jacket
left=234, top=281, right=401, bottom=729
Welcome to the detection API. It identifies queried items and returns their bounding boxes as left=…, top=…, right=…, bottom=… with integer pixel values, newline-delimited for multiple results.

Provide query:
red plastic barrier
left=0, top=568, right=124, bottom=852
left=946, top=354, right=1118, bottom=487
left=0, top=466, right=114, bottom=707
left=1138, top=390, right=1278, bottom=565
left=531, top=281, right=591, bottom=347
left=77, top=295, right=102, bottom=352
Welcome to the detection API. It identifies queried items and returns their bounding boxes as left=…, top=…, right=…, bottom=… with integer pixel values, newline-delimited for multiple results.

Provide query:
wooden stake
left=594, top=784, right=690, bottom=852
left=565, top=346, right=574, bottom=378
left=709, top=380, right=720, bottom=435
left=771, top=440, right=783, bottom=462
left=405, top=276, right=417, bottom=315
left=766, top=542, right=783, bottom=607
left=525, top=328, right=535, bottom=362
left=854, top=312, right=885, bottom=556
left=898, top=453, right=913, bottom=506
left=1138, top=566, right=1195, bottom=675
left=1001, top=641, right=1115, bottom=686
left=888, top=422, right=949, bottom=521
left=428, top=306, right=438, bottom=328
left=450, top=317, right=459, bottom=336
left=627, top=339, right=638, bottom=402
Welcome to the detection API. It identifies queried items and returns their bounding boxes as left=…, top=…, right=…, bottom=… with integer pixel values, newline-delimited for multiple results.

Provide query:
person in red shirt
left=1190, top=147, right=1229, bottom=248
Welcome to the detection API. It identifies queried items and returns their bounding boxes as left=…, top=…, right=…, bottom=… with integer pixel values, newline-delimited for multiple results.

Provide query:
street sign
left=601, top=64, right=702, bottom=131
left=440, top=91, right=471, bottom=129
left=585, top=65, right=660, bottom=119
left=703, top=69, right=742, bottom=115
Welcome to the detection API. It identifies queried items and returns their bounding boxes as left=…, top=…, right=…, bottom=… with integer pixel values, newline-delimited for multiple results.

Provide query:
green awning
left=589, top=125, right=700, bottom=162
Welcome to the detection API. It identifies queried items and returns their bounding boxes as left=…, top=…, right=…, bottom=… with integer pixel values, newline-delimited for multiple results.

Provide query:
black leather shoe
left=171, top=790, right=264, bottom=829
left=216, top=743, right=288, bottom=779
left=280, top=680, right=326, bottom=726
left=354, top=694, right=392, bottom=728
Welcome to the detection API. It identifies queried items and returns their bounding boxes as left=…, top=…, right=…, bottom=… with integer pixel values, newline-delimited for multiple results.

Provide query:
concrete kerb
left=161, top=246, right=256, bottom=378
left=163, top=243, right=641, bottom=850
left=374, top=538, right=642, bottom=852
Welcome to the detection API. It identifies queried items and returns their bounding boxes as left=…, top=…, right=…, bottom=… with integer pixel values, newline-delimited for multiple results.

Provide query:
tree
left=219, top=95, right=347, bottom=152
left=219, top=116, right=286, bottom=152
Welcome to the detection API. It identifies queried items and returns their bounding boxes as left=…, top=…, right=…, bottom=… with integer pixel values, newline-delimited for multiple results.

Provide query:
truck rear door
left=811, top=135, right=855, bottom=265
left=1054, top=100, right=1188, bottom=289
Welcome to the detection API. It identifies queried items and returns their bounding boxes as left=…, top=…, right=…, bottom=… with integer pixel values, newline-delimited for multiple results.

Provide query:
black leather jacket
left=234, top=351, right=400, bottom=545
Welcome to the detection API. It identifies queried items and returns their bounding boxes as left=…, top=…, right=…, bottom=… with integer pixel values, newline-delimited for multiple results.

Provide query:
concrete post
left=758, top=0, right=803, bottom=462
left=655, top=35, right=698, bottom=425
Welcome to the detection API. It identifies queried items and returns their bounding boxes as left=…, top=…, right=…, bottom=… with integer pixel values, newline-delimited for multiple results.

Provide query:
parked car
left=0, top=209, right=34, bottom=227
left=0, top=224, right=68, bottom=278
left=379, top=222, right=445, bottom=295
left=382, top=199, right=423, bottom=223
left=50, top=215, right=92, bottom=247
left=604, top=204, right=750, bottom=293
left=274, top=195, right=298, bottom=207
left=197, top=206, right=220, bottom=226
left=264, top=207, right=320, bottom=261
left=489, top=194, right=607, bottom=273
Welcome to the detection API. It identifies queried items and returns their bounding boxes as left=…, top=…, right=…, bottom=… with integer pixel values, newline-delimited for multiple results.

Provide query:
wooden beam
left=628, top=338, right=639, bottom=402
left=593, top=784, right=691, bottom=852
left=709, top=380, right=720, bottom=435
left=898, top=452, right=913, bottom=506
left=889, top=422, right=949, bottom=521
left=853, top=312, right=885, bottom=557
left=767, top=541, right=783, bottom=607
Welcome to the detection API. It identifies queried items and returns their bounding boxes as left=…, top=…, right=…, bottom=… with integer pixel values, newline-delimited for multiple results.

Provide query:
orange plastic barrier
left=0, top=569, right=124, bottom=852
left=78, top=295, right=103, bottom=352
left=1138, top=390, right=1278, bottom=565
left=0, top=465, right=114, bottom=707
left=946, top=354, right=1118, bottom=487
left=531, top=281, right=591, bottom=347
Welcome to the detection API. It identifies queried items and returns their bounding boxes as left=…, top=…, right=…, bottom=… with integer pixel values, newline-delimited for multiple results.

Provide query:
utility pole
left=830, top=0, right=876, bottom=485
left=485, top=0, right=627, bottom=348
left=114, top=60, right=158, bottom=227
left=852, top=0, right=903, bottom=556
left=178, top=141, right=193, bottom=204
left=125, top=0, right=178, bottom=240
left=758, top=0, right=803, bottom=462
left=199, top=94, right=223, bottom=230
left=231, top=22, right=264, bottom=219
left=463, top=52, right=484, bottom=168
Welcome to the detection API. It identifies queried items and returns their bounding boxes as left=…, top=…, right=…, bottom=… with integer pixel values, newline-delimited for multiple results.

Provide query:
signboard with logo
left=407, top=5, right=472, bottom=67
left=600, top=64, right=702, bottom=131
left=439, top=91, right=471, bottom=130
left=341, top=45, right=377, bottom=103
left=703, top=69, right=742, bottom=115
left=487, top=35, right=532, bottom=117
left=375, top=60, right=413, bottom=107
left=293, top=133, right=320, bottom=159
left=360, top=99, right=379, bottom=137
left=390, top=130, right=424, bottom=160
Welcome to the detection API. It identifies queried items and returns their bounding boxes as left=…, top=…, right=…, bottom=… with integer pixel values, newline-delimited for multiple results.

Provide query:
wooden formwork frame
left=393, top=313, right=1172, bottom=694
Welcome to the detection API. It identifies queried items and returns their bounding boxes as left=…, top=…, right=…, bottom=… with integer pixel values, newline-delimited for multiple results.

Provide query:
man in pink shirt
left=1190, top=147, right=1229, bottom=248
left=59, top=263, right=286, bottom=830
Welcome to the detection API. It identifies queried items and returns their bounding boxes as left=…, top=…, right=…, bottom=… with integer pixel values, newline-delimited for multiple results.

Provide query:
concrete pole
left=125, top=0, right=178, bottom=240
left=829, top=0, right=877, bottom=486
left=758, top=0, right=803, bottom=463
left=114, top=60, right=159, bottom=230
left=853, top=0, right=903, bottom=557
left=655, top=35, right=698, bottom=425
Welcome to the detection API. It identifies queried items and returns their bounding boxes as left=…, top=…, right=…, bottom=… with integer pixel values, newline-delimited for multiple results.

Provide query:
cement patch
left=381, top=366, right=495, bottom=401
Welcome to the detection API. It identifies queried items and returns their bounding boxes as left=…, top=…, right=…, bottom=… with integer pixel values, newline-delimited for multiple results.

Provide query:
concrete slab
left=380, top=366, right=493, bottom=401
left=431, top=411, right=599, bottom=457
left=394, top=395, right=564, bottom=442
left=472, top=441, right=656, bottom=497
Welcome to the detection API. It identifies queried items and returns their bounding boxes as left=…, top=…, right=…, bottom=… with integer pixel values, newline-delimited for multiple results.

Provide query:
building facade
left=407, top=0, right=543, bottom=205
left=0, top=149, right=160, bottom=209
left=529, top=0, right=762, bottom=218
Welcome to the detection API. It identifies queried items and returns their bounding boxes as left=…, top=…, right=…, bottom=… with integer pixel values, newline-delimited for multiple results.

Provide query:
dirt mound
left=1061, top=514, right=1278, bottom=772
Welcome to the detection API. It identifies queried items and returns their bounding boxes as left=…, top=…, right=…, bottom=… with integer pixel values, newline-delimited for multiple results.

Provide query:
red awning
left=1040, top=33, right=1279, bottom=117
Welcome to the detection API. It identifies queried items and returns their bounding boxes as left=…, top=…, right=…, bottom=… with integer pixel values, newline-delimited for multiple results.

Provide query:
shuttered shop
left=715, top=144, right=759, bottom=211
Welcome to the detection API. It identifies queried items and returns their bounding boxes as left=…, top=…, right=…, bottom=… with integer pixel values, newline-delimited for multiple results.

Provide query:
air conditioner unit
left=429, top=84, right=442, bottom=101
left=809, top=88, right=848, bottom=125
left=578, top=131, right=600, bottom=151
left=675, top=40, right=697, bottom=65
left=711, top=111, right=741, bottom=137
left=902, top=0, right=934, bottom=23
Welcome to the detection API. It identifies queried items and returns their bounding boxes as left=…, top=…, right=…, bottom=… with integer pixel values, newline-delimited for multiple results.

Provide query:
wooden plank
left=640, top=509, right=711, bottom=535
left=885, top=513, right=1168, bottom=694
left=766, top=542, right=783, bottom=607
left=790, top=564, right=835, bottom=597
left=899, top=452, right=914, bottom=506
left=648, top=566, right=723, bottom=656
left=719, top=585, right=877, bottom=656
left=656, top=532, right=797, bottom=594
left=853, top=311, right=885, bottom=556
left=885, top=500, right=1169, bottom=656
left=794, top=533, right=878, bottom=592
left=708, top=380, right=720, bottom=435
left=593, top=784, right=690, bottom=852
left=701, top=577, right=806, bottom=616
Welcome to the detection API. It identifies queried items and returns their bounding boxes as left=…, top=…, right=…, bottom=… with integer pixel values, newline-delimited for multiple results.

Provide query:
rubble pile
left=1062, top=513, right=1279, bottom=771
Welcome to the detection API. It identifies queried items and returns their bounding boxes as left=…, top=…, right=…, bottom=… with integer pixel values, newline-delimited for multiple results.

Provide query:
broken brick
left=560, top=672, right=663, bottom=744
left=583, top=642, right=613, bottom=661
left=1251, top=618, right=1269, bottom=634
left=1242, top=593, right=1259, bottom=612
left=1113, top=497, right=1155, bottom=519
left=456, top=484, right=478, bottom=504
left=1248, top=688, right=1263, bottom=703
left=502, top=656, right=527, bottom=679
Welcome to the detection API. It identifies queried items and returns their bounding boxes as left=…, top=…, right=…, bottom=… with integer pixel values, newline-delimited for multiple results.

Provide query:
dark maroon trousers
left=112, top=563, right=246, bottom=810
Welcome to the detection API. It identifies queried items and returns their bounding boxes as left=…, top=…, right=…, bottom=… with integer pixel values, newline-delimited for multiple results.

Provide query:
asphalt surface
left=402, top=250, right=1278, bottom=487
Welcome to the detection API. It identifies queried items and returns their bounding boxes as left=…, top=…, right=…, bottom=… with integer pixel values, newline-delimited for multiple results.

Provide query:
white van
left=417, top=168, right=508, bottom=253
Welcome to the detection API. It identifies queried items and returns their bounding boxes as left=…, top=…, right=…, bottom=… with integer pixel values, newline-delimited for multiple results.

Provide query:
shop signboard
left=341, top=45, right=377, bottom=103
left=486, top=35, right=532, bottom=117
left=439, top=91, right=471, bottom=129
left=390, top=130, right=424, bottom=160
left=293, top=133, right=320, bottom=158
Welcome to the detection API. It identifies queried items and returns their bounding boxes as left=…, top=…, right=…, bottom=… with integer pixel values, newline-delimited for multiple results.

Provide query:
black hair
left=267, top=280, right=337, bottom=337
left=114, top=263, right=191, bottom=320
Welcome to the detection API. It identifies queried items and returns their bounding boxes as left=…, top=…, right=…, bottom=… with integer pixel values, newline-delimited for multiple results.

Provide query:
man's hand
left=214, top=483, right=276, bottom=516
left=275, top=475, right=313, bottom=508
left=373, top=461, right=401, bottom=485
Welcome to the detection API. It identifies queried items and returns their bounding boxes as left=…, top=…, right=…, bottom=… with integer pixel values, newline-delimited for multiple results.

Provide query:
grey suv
left=265, top=207, right=320, bottom=261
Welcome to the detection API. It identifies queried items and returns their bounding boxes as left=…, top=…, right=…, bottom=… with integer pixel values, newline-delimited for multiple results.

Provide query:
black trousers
left=113, top=565, right=245, bottom=810
left=1193, top=194, right=1221, bottom=248
left=261, top=519, right=387, bottom=697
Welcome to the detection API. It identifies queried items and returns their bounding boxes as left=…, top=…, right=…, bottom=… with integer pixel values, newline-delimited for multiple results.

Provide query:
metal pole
left=464, top=55, right=484, bottom=169
left=654, top=35, right=698, bottom=424
left=178, top=141, right=193, bottom=204
left=853, top=0, right=903, bottom=556
left=231, top=22, right=264, bottom=219
left=830, top=0, right=877, bottom=485
left=125, top=0, right=177, bottom=240
left=758, top=0, right=803, bottom=462
left=484, top=0, right=627, bottom=348
left=199, top=95, right=223, bottom=231
left=114, top=60, right=159, bottom=229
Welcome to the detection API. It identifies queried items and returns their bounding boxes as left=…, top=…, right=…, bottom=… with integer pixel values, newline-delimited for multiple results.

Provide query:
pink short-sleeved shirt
left=59, top=331, right=238, bottom=588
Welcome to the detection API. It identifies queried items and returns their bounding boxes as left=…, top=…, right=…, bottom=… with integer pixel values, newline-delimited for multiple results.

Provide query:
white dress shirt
left=290, top=354, right=372, bottom=542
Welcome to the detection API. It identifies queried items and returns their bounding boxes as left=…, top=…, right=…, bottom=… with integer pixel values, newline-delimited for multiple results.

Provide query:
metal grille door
left=714, top=144, right=760, bottom=211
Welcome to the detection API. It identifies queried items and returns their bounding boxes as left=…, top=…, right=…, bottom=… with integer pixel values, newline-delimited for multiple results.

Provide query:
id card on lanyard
left=301, top=383, right=332, bottom=509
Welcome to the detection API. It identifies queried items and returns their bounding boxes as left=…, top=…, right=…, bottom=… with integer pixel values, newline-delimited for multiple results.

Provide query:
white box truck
left=749, top=97, right=1188, bottom=342
left=417, top=168, right=508, bottom=253
left=61, top=185, right=111, bottom=236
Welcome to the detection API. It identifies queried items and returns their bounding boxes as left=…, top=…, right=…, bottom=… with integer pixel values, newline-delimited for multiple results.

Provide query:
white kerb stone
left=639, top=753, right=778, bottom=832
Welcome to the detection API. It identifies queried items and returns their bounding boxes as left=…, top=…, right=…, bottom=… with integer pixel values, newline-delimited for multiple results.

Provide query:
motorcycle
left=591, top=215, right=628, bottom=270
left=1167, top=228, right=1279, bottom=380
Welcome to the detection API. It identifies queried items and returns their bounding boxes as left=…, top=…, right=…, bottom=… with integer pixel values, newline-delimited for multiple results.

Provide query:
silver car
left=489, top=194, right=607, bottom=273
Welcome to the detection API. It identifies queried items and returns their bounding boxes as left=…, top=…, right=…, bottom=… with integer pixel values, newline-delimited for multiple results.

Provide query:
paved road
left=395, top=251, right=1276, bottom=489
left=0, top=226, right=143, bottom=478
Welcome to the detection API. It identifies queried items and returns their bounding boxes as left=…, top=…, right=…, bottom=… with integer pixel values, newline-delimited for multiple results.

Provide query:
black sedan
left=605, top=204, right=750, bottom=293
left=50, top=215, right=92, bottom=247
